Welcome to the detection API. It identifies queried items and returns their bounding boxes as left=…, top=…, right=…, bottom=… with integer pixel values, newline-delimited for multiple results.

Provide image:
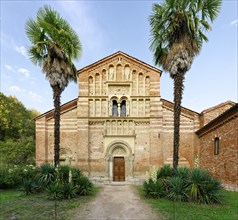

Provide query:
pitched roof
left=161, top=98, right=199, bottom=119
left=77, top=51, right=162, bottom=75
left=200, top=100, right=235, bottom=114
left=34, top=98, right=78, bottom=120
left=196, top=103, right=238, bottom=136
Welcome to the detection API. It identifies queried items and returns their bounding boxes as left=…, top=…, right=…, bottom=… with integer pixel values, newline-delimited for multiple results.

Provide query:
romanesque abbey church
left=35, top=51, right=237, bottom=189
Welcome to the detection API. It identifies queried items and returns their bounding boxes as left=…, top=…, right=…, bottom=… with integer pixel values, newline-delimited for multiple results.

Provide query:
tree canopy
left=0, top=92, right=40, bottom=165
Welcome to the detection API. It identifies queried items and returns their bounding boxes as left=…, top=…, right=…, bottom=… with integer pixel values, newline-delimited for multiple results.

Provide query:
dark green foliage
left=0, top=93, right=39, bottom=141
left=167, top=176, right=188, bottom=202
left=57, top=165, right=70, bottom=184
left=20, top=178, right=37, bottom=195
left=36, top=163, right=56, bottom=190
left=74, top=175, right=93, bottom=196
left=0, top=138, right=35, bottom=165
left=0, top=166, right=20, bottom=189
left=0, top=165, right=38, bottom=189
left=71, top=167, right=82, bottom=181
left=0, top=163, right=93, bottom=200
left=157, top=164, right=174, bottom=180
left=143, top=165, right=223, bottom=204
left=174, top=167, right=190, bottom=179
left=61, top=182, right=77, bottom=199
left=46, top=182, right=64, bottom=200
left=143, top=178, right=165, bottom=198
left=187, top=168, right=223, bottom=204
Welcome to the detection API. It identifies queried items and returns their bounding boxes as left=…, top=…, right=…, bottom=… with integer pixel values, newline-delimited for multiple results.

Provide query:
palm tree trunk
left=173, top=71, right=185, bottom=169
left=52, top=85, right=62, bottom=167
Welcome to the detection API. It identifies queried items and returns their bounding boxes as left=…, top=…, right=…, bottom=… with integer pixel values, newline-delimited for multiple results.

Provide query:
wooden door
left=113, top=157, right=125, bottom=181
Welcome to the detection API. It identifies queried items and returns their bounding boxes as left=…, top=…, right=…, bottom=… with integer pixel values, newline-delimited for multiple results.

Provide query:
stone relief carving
left=112, top=146, right=126, bottom=155
left=108, top=86, right=129, bottom=96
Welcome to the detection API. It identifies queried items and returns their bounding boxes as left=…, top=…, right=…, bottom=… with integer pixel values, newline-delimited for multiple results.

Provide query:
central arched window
left=112, top=100, right=118, bottom=117
left=121, top=100, right=126, bottom=117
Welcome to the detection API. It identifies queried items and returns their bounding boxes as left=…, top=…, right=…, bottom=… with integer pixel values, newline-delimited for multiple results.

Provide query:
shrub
left=174, top=167, right=190, bottom=179
left=74, top=175, right=93, bottom=196
left=197, top=174, right=223, bottom=204
left=0, top=165, right=23, bottom=189
left=62, top=182, right=77, bottom=199
left=143, top=166, right=223, bottom=204
left=19, top=178, right=37, bottom=195
left=143, top=178, right=165, bottom=198
left=71, top=167, right=82, bottom=183
left=36, top=163, right=56, bottom=190
left=57, top=165, right=70, bottom=184
left=167, top=176, right=188, bottom=202
left=46, top=182, right=64, bottom=200
left=157, top=164, right=174, bottom=180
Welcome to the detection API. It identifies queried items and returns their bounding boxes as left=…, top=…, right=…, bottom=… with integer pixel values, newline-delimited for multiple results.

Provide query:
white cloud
left=5, top=64, right=15, bottom=72
left=9, top=85, right=23, bottom=93
left=9, top=86, right=44, bottom=104
left=17, top=68, right=30, bottom=78
left=15, top=45, right=28, bottom=58
left=28, top=91, right=44, bottom=103
left=230, top=19, right=238, bottom=27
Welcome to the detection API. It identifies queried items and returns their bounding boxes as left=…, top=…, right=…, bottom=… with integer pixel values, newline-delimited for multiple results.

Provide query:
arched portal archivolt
left=105, top=141, right=134, bottom=181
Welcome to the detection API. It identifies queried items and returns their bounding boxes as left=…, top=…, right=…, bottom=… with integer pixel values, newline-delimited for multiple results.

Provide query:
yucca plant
left=46, top=182, right=64, bottom=200
left=71, top=167, right=82, bottom=184
left=20, top=178, right=37, bottom=195
left=157, top=164, right=174, bottom=192
left=75, top=175, right=93, bottom=196
left=167, top=176, right=188, bottom=202
left=143, top=178, right=165, bottom=198
left=200, top=177, right=223, bottom=204
left=186, top=168, right=223, bottom=203
left=62, top=182, right=77, bottom=199
left=157, top=164, right=174, bottom=179
left=36, top=163, right=56, bottom=190
left=57, top=165, right=70, bottom=184
left=186, top=168, right=206, bottom=201
left=174, top=167, right=190, bottom=179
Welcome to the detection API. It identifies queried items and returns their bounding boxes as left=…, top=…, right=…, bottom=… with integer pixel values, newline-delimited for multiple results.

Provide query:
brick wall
left=198, top=106, right=238, bottom=191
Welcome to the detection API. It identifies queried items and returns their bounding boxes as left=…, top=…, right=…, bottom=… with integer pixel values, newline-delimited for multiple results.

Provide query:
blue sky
left=1, top=1, right=237, bottom=113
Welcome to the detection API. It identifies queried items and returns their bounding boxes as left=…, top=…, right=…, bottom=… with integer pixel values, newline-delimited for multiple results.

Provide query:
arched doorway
left=105, top=141, right=134, bottom=181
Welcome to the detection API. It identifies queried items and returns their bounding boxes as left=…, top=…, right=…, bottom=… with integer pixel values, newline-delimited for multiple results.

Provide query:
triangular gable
left=78, top=51, right=162, bottom=76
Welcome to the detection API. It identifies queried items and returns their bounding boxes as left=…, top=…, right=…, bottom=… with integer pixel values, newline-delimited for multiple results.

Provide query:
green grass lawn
left=0, top=188, right=99, bottom=220
left=136, top=186, right=238, bottom=220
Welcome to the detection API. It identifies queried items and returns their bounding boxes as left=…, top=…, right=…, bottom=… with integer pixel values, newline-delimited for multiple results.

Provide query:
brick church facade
left=35, top=51, right=237, bottom=188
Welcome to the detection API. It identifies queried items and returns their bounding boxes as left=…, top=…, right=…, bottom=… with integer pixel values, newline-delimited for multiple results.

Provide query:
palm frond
left=149, top=0, right=221, bottom=70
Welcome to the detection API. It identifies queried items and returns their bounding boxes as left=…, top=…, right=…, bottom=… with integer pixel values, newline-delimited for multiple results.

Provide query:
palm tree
left=25, top=5, right=82, bottom=167
left=149, top=0, right=221, bottom=169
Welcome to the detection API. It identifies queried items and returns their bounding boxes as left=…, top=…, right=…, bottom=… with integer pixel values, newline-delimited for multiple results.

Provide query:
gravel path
left=72, top=184, right=159, bottom=220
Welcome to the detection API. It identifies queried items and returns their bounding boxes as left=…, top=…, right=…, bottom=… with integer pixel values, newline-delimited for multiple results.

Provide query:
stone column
left=118, top=103, right=121, bottom=117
